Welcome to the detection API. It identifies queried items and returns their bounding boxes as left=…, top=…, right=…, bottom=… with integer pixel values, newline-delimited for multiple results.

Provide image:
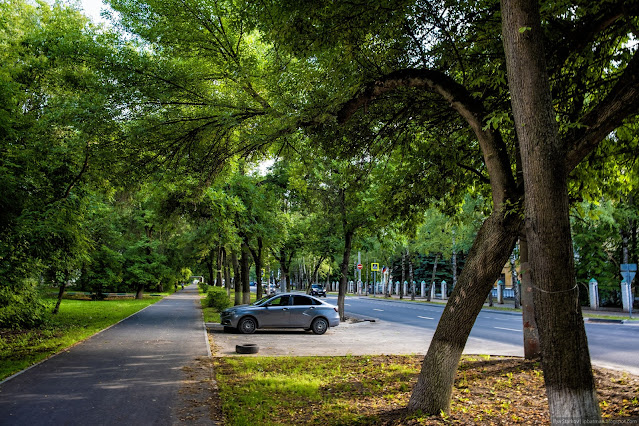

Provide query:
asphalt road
left=334, top=296, right=639, bottom=375
left=0, top=285, right=210, bottom=426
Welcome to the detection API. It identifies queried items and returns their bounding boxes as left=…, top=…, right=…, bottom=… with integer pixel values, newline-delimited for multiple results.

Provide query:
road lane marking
left=418, top=316, right=434, bottom=320
left=494, top=327, right=521, bottom=332
left=373, top=308, right=384, bottom=312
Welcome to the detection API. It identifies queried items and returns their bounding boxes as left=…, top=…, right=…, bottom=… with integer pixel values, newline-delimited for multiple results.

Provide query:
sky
left=77, top=0, right=111, bottom=24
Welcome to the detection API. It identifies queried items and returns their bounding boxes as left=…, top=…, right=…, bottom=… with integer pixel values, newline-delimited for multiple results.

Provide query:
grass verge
left=213, top=355, right=639, bottom=425
left=0, top=296, right=160, bottom=380
left=200, top=289, right=258, bottom=324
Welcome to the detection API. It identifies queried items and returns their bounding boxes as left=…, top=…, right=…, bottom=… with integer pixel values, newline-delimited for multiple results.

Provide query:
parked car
left=309, top=284, right=327, bottom=297
left=220, top=293, right=339, bottom=335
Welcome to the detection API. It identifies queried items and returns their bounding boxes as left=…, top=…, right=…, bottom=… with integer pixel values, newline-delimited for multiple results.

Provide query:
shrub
left=205, top=286, right=231, bottom=311
left=0, top=283, right=50, bottom=329
left=198, top=282, right=209, bottom=293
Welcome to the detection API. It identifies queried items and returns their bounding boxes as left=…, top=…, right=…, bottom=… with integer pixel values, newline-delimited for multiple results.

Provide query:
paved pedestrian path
left=0, top=285, right=212, bottom=425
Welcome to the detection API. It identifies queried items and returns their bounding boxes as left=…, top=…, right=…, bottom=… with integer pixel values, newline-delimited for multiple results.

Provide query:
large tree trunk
left=519, top=234, right=540, bottom=359
left=277, top=247, right=290, bottom=294
left=241, top=241, right=251, bottom=305
left=400, top=249, right=406, bottom=300
left=426, top=253, right=439, bottom=302
left=510, top=249, right=520, bottom=309
left=223, top=248, right=232, bottom=297
left=52, top=271, right=69, bottom=315
left=337, top=230, right=354, bottom=321
left=205, top=252, right=214, bottom=287
left=205, top=250, right=215, bottom=285
left=409, top=250, right=415, bottom=301
left=249, top=238, right=264, bottom=300
left=502, top=0, right=600, bottom=421
left=231, top=250, right=242, bottom=306
left=216, top=246, right=223, bottom=287
left=408, top=209, right=520, bottom=414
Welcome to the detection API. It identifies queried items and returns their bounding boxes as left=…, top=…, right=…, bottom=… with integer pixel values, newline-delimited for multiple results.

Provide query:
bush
left=0, top=283, right=50, bottom=329
left=205, top=286, right=231, bottom=311
left=198, top=282, right=209, bottom=293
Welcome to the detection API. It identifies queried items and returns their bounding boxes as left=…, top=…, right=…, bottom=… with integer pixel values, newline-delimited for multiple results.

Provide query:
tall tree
left=248, top=0, right=639, bottom=416
left=0, top=0, right=123, bottom=320
left=501, top=0, right=600, bottom=420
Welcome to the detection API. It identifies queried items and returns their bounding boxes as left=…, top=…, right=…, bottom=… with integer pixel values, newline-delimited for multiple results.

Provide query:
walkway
left=0, top=285, right=212, bottom=425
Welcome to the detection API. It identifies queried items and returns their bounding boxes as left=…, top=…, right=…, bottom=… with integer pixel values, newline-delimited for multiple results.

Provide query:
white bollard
left=589, top=278, right=599, bottom=310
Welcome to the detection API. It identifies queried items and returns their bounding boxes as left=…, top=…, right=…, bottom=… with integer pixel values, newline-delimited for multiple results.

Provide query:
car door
left=289, top=295, right=320, bottom=327
left=259, top=295, right=291, bottom=327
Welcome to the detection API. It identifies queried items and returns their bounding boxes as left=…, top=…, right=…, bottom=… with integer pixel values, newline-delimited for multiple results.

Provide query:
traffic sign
left=621, top=264, right=637, bottom=284
left=357, top=264, right=363, bottom=270
left=371, top=263, right=379, bottom=271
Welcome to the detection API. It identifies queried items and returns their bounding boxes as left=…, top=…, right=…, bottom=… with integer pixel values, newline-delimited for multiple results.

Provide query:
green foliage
left=205, top=286, right=231, bottom=311
left=0, top=282, right=50, bottom=329
left=571, top=200, right=637, bottom=306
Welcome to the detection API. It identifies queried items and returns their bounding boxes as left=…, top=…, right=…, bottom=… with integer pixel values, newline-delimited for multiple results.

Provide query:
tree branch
left=564, top=49, right=639, bottom=173
left=63, top=141, right=91, bottom=200
left=336, top=68, right=517, bottom=206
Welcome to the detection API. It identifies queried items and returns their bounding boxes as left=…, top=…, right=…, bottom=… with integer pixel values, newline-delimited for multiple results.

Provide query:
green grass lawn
left=213, top=355, right=639, bottom=425
left=0, top=296, right=161, bottom=380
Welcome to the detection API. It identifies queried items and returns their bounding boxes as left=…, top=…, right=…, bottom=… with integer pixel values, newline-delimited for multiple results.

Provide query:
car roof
left=267, top=293, right=325, bottom=301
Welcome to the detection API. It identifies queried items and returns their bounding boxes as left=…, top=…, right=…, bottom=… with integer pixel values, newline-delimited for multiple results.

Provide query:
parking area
left=206, top=318, right=524, bottom=357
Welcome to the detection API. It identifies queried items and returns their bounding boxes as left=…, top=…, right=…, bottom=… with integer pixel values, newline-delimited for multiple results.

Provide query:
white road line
left=373, top=308, right=384, bottom=312
left=494, top=326, right=521, bottom=332
left=418, top=316, right=434, bottom=320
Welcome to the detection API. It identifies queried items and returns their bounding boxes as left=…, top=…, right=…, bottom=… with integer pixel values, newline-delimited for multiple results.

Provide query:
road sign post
left=621, top=264, right=636, bottom=317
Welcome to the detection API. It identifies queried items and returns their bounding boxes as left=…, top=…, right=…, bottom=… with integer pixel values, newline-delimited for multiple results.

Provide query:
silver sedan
left=220, top=293, right=340, bottom=335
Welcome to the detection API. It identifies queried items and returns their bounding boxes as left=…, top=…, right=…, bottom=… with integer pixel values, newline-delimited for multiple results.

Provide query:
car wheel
left=311, top=317, right=329, bottom=335
left=238, top=317, right=257, bottom=334
left=236, top=343, right=259, bottom=354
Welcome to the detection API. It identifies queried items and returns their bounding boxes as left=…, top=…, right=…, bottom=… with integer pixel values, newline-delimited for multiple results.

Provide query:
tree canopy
left=1, top=0, right=638, bottom=422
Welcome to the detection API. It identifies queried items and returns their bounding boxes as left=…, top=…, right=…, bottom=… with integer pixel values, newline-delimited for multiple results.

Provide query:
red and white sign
left=357, top=264, right=363, bottom=270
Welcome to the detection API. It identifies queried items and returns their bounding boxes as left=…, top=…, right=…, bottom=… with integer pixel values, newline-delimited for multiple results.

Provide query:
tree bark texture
left=519, top=235, right=540, bottom=359
left=426, top=253, right=439, bottom=302
left=337, top=230, right=354, bottom=322
left=400, top=250, right=406, bottom=299
left=408, top=210, right=520, bottom=413
left=53, top=272, right=69, bottom=315
left=501, top=0, right=600, bottom=421
left=241, top=241, right=251, bottom=305
left=206, top=254, right=214, bottom=288
left=510, top=250, right=520, bottom=309
left=232, top=251, right=241, bottom=306
left=223, top=248, right=232, bottom=296
left=249, top=238, right=263, bottom=300
left=409, top=251, right=415, bottom=301
left=216, top=246, right=223, bottom=287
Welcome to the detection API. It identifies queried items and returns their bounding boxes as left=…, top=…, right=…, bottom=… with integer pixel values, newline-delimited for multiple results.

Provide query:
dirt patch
left=172, top=357, right=223, bottom=425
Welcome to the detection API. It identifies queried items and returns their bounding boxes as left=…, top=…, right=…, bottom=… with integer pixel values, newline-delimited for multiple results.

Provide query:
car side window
left=293, top=296, right=313, bottom=306
left=270, top=295, right=290, bottom=306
